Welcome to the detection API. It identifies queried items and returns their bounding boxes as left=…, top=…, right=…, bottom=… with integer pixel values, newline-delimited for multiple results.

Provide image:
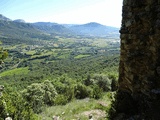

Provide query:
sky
left=0, top=0, right=123, bottom=27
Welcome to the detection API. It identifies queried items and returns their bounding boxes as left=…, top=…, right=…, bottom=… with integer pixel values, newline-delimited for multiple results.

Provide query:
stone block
left=122, top=6, right=132, bottom=12
left=155, top=20, right=160, bottom=28
left=145, top=6, right=151, bottom=11
left=147, top=0, right=154, bottom=4
left=125, top=20, right=132, bottom=27
left=120, top=34, right=128, bottom=39
left=119, top=28, right=129, bottom=34
left=155, top=5, right=160, bottom=12
left=149, top=46, right=156, bottom=51
left=157, top=13, right=160, bottom=18
left=123, top=0, right=132, bottom=6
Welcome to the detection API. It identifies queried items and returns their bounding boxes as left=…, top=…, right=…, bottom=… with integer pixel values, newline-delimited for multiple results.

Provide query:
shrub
left=42, top=80, right=57, bottom=105
left=92, top=85, right=103, bottom=99
left=83, top=75, right=94, bottom=86
left=0, top=96, right=5, bottom=119
left=93, top=74, right=112, bottom=92
left=22, top=83, right=45, bottom=113
left=0, top=92, right=38, bottom=120
left=54, top=94, right=68, bottom=105
left=22, top=80, right=57, bottom=113
left=74, top=83, right=91, bottom=99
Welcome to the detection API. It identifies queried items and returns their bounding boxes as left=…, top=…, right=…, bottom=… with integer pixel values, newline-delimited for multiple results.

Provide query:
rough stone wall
left=116, top=0, right=160, bottom=119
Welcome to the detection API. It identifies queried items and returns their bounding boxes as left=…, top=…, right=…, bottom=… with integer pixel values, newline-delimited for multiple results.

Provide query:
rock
left=52, top=115, right=60, bottom=120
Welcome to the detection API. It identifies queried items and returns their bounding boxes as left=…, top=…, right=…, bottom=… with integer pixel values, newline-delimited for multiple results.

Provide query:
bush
left=111, top=79, right=118, bottom=91
left=107, top=73, right=118, bottom=91
left=93, top=74, right=112, bottom=92
left=74, top=83, right=91, bottom=99
left=22, top=83, right=45, bottom=113
left=54, top=94, right=68, bottom=105
left=0, top=96, right=5, bottom=119
left=42, top=80, right=57, bottom=105
left=83, top=75, right=94, bottom=86
left=0, top=92, right=38, bottom=120
left=52, top=75, right=76, bottom=94
left=22, top=80, right=57, bottom=113
left=92, top=85, right=103, bottom=99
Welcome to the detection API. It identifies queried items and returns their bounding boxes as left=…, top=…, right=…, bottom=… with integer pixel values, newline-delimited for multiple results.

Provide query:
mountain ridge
left=68, top=22, right=119, bottom=37
left=32, top=22, right=73, bottom=35
left=0, top=14, right=120, bottom=43
left=13, top=19, right=26, bottom=23
left=0, top=14, right=12, bottom=21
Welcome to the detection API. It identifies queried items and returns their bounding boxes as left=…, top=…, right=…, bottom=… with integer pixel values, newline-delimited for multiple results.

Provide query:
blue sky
left=0, top=0, right=123, bottom=27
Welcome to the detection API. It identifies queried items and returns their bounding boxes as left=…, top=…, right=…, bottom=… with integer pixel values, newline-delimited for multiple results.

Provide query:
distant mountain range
left=0, top=14, right=11, bottom=21
left=0, top=15, right=51, bottom=39
left=13, top=19, right=26, bottom=23
left=32, top=22, right=119, bottom=37
left=32, top=22, right=73, bottom=35
left=68, top=22, right=119, bottom=37
left=0, top=14, right=120, bottom=43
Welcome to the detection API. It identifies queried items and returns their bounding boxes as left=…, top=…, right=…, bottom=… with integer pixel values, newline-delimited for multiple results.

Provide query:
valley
left=1, top=36, right=120, bottom=88
left=0, top=14, right=120, bottom=120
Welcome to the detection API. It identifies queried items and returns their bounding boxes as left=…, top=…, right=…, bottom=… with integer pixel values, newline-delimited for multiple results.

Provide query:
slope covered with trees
left=0, top=15, right=120, bottom=119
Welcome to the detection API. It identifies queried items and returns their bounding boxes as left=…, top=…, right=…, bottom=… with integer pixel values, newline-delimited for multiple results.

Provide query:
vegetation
left=0, top=20, right=120, bottom=119
left=40, top=92, right=114, bottom=120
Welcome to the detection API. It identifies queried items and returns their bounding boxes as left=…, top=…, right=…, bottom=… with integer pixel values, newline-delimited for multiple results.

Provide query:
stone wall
left=115, top=0, right=160, bottom=119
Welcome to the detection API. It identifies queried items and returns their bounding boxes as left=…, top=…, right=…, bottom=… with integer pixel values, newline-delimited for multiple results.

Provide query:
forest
left=0, top=35, right=120, bottom=119
left=0, top=15, right=120, bottom=120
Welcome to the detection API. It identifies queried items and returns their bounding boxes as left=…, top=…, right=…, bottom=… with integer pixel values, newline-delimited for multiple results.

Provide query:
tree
left=0, top=92, right=37, bottom=120
left=22, top=80, right=57, bottom=113
left=93, top=74, right=112, bottom=92
left=0, top=43, right=8, bottom=65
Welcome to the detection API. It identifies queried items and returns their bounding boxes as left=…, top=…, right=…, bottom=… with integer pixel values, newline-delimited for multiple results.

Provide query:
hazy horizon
left=0, top=0, right=123, bottom=27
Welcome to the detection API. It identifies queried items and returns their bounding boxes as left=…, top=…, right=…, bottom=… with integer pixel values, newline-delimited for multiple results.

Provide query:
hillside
left=0, top=14, right=120, bottom=119
left=0, top=15, right=120, bottom=44
left=68, top=22, right=119, bottom=37
left=32, top=22, right=73, bottom=36
left=0, top=15, right=53, bottom=44
left=0, top=14, right=11, bottom=21
left=32, top=22, right=120, bottom=38
left=13, top=19, right=26, bottom=23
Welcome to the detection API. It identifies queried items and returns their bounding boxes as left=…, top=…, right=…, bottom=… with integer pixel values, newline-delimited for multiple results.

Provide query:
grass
left=91, top=39, right=108, bottom=47
left=0, top=67, right=29, bottom=77
left=25, top=50, right=36, bottom=55
left=39, top=92, right=112, bottom=120
left=58, top=38, right=75, bottom=43
left=57, top=53, right=70, bottom=59
left=74, top=54, right=90, bottom=59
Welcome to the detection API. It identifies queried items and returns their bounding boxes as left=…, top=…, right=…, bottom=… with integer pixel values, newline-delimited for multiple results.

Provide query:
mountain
left=0, top=15, right=120, bottom=44
left=0, top=14, right=11, bottom=21
left=69, top=22, right=119, bottom=37
left=13, top=19, right=25, bottom=23
left=62, top=24, right=77, bottom=28
left=0, top=16, right=53, bottom=44
left=32, top=22, right=73, bottom=35
left=33, top=22, right=120, bottom=37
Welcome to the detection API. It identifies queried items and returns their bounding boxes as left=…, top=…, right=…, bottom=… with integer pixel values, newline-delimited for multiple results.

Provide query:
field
left=0, top=36, right=120, bottom=119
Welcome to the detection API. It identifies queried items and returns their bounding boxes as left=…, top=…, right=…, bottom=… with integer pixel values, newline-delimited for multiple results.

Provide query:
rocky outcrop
left=114, top=0, right=160, bottom=119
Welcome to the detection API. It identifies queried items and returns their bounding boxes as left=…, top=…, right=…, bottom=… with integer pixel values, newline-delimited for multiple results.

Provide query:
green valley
left=0, top=14, right=120, bottom=120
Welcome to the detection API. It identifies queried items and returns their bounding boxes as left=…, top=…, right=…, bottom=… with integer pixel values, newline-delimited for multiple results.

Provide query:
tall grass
left=0, top=67, right=29, bottom=77
left=39, top=92, right=112, bottom=120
